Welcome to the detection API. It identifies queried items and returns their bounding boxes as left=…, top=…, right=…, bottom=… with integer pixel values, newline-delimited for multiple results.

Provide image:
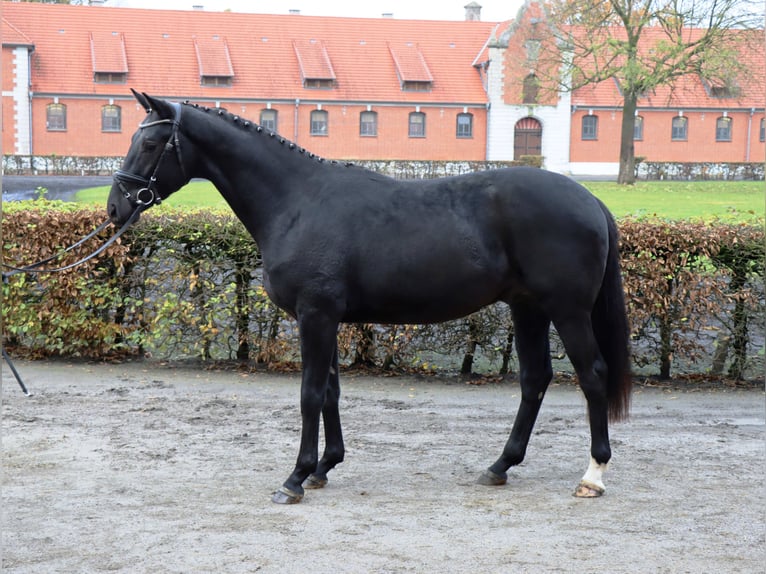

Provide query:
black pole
left=2, top=347, right=31, bottom=396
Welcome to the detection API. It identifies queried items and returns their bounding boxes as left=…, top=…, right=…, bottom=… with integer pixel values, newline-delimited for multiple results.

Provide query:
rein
left=2, top=207, right=144, bottom=278
left=3, top=103, right=186, bottom=279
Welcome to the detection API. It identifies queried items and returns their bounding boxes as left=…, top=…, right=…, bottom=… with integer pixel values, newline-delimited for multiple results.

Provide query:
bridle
left=3, top=102, right=187, bottom=277
left=113, top=101, right=187, bottom=210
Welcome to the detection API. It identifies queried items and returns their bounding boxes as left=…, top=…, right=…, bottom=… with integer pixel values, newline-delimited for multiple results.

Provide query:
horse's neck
left=185, top=115, right=313, bottom=246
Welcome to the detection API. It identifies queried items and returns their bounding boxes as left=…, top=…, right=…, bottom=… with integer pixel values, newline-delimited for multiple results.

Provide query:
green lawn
left=75, top=179, right=764, bottom=222
left=585, top=181, right=764, bottom=221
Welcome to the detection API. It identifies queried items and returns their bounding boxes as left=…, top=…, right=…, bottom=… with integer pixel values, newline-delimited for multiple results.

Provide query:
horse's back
left=266, top=166, right=611, bottom=323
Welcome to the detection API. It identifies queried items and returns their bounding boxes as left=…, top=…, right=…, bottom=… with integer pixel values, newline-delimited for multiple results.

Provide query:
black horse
left=109, top=91, right=631, bottom=504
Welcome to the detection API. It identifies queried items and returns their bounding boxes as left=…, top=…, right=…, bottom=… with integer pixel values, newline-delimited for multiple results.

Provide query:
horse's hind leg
left=305, top=345, right=345, bottom=489
left=553, top=313, right=611, bottom=497
left=479, top=303, right=552, bottom=486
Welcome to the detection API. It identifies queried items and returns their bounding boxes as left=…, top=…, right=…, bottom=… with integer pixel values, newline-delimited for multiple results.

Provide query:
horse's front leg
left=272, top=310, right=339, bottom=505
left=305, top=344, right=345, bottom=490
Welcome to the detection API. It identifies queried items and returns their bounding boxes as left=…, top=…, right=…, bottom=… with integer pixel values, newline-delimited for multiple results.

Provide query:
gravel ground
left=2, top=360, right=764, bottom=573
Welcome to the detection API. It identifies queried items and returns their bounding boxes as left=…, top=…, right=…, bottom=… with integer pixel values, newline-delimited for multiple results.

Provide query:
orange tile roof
left=388, top=43, right=434, bottom=83
left=570, top=28, right=764, bottom=110
left=1, top=16, right=32, bottom=46
left=2, top=2, right=496, bottom=105
left=293, top=39, right=336, bottom=81
left=194, top=35, right=234, bottom=77
left=90, top=31, right=128, bottom=74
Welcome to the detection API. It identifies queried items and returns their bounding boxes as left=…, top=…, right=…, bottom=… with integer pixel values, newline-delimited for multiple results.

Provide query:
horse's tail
left=593, top=202, right=632, bottom=422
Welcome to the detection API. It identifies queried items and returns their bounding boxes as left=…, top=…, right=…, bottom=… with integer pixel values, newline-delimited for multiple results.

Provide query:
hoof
left=271, top=486, right=304, bottom=505
left=477, top=469, right=508, bottom=486
left=304, top=474, right=328, bottom=490
left=573, top=481, right=605, bottom=498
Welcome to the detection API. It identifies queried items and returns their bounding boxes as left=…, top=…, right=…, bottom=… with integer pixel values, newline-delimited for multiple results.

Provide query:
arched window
left=456, top=113, right=473, bottom=138
left=408, top=112, right=426, bottom=138
left=260, top=109, right=278, bottom=132
left=360, top=111, right=377, bottom=137
left=522, top=74, right=539, bottom=104
left=46, top=102, right=67, bottom=131
left=715, top=116, right=732, bottom=142
left=671, top=116, right=688, bottom=141
left=581, top=115, right=598, bottom=140
left=101, top=104, right=121, bottom=132
left=633, top=115, right=644, bottom=141
left=310, top=109, right=328, bottom=136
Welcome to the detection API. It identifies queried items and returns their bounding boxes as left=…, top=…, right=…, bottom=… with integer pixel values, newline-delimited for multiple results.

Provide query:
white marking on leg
left=580, top=456, right=607, bottom=492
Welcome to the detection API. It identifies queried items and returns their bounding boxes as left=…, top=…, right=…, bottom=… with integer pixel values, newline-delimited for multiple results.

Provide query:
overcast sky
left=103, top=0, right=524, bottom=22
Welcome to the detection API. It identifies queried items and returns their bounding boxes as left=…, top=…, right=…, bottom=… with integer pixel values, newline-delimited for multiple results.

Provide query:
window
left=46, top=103, right=66, bottom=131
left=260, top=109, right=277, bottom=132
left=456, top=113, right=473, bottom=138
left=715, top=116, right=732, bottom=142
left=522, top=74, right=539, bottom=104
left=671, top=116, right=688, bottom=141
left=760, top=118, right=765, bottom=142
left=360, top=111, right=377, bottom=137
left=408, top=112, right=426, bottom=138
left=633, top=115, right=644, bottom=141
left=581, top=115, right=598, bottom=140
left=201, top=75, right=232, bottom=87
left=304, top=78, right=335, bottom=89
left=94, top=72, right=127, bottom=84
left=101, top=104, right=121, bottom=132
left=310, top=109, right=328, bottom=136
left=402, top=81, right=432, bottom=92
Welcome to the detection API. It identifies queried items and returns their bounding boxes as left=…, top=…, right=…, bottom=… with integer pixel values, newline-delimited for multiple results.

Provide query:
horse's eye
left=142, top=140, right=158, bottom=152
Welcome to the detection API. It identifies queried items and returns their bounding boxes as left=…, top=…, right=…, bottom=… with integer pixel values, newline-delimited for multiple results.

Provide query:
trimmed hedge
left=2, top=204, right=764, bottom=380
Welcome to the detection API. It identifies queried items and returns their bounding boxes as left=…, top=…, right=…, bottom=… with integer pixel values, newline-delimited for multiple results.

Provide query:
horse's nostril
left=108, top=203, right=118, bottom=220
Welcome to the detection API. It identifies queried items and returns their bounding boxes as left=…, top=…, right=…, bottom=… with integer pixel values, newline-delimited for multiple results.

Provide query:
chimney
left=464, top=2, right=482, bottom=21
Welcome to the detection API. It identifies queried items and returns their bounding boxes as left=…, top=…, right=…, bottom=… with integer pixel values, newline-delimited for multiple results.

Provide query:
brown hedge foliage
left=2, top=207, right=764, bottom=380
left=2, top=204, right=132, bottom=356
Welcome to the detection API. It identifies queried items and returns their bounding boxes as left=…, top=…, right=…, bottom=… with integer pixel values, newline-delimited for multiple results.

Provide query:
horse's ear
left=142, top=93, right=176, bottom=120
left=131, top=88, right=151, bottom=113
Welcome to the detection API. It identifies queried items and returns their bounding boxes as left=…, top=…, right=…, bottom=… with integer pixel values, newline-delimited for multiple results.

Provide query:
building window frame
left=633, top=115, right=644, bottom=141
left=94, top=71, right=127, bottom=84
left=260, top=109, right=278, bottom=133
left=101, top=104, right=122, bottom=132
left=760, top=118, right=765, bottom=142
left=201, top=75, right=233, bottom=87
left=46, top=102, right=67, bottom=131
left=671, top=116, right=688, bottom=141
left=408, top=111, right=426, bottom=138
left=360, top=111, right=378, bottom=137
left=522, top=74, right=539, bottom=104
left=456, top=112, right=473, bottom=139
left=310, top=109, right=328, bottom=136
left=715, top=116, right=732, bottom=142
left=581, top=115, right=598, bottom=140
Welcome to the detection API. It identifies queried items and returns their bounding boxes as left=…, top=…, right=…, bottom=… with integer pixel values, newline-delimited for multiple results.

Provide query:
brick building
left=2, top=1, right=763, bottom=175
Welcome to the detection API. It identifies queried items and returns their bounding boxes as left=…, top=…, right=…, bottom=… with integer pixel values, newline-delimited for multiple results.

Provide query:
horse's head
left=108, top=89, right=190, bottom=225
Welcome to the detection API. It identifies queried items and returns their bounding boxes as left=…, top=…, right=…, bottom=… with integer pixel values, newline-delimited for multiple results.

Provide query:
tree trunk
left=461, top=316, right=482, bottom=375
left=499, top=323, right=515, bottom=375
left=352, top=324, right=377, bottom=367
left=235, top=262, right=251, bottom=361
left=728, top=273, right=749, bottom=380
left=617, top=92, right=638, bottom=185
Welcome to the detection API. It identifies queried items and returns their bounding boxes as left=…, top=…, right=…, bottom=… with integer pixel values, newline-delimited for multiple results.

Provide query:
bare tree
left=534, top=0, right=762, bottom=184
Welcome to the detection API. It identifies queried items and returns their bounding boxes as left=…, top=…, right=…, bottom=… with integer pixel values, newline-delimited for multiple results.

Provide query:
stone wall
left=3, top=154, right=764, bottom=181
left=636, top=161, right=764, bottom=181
